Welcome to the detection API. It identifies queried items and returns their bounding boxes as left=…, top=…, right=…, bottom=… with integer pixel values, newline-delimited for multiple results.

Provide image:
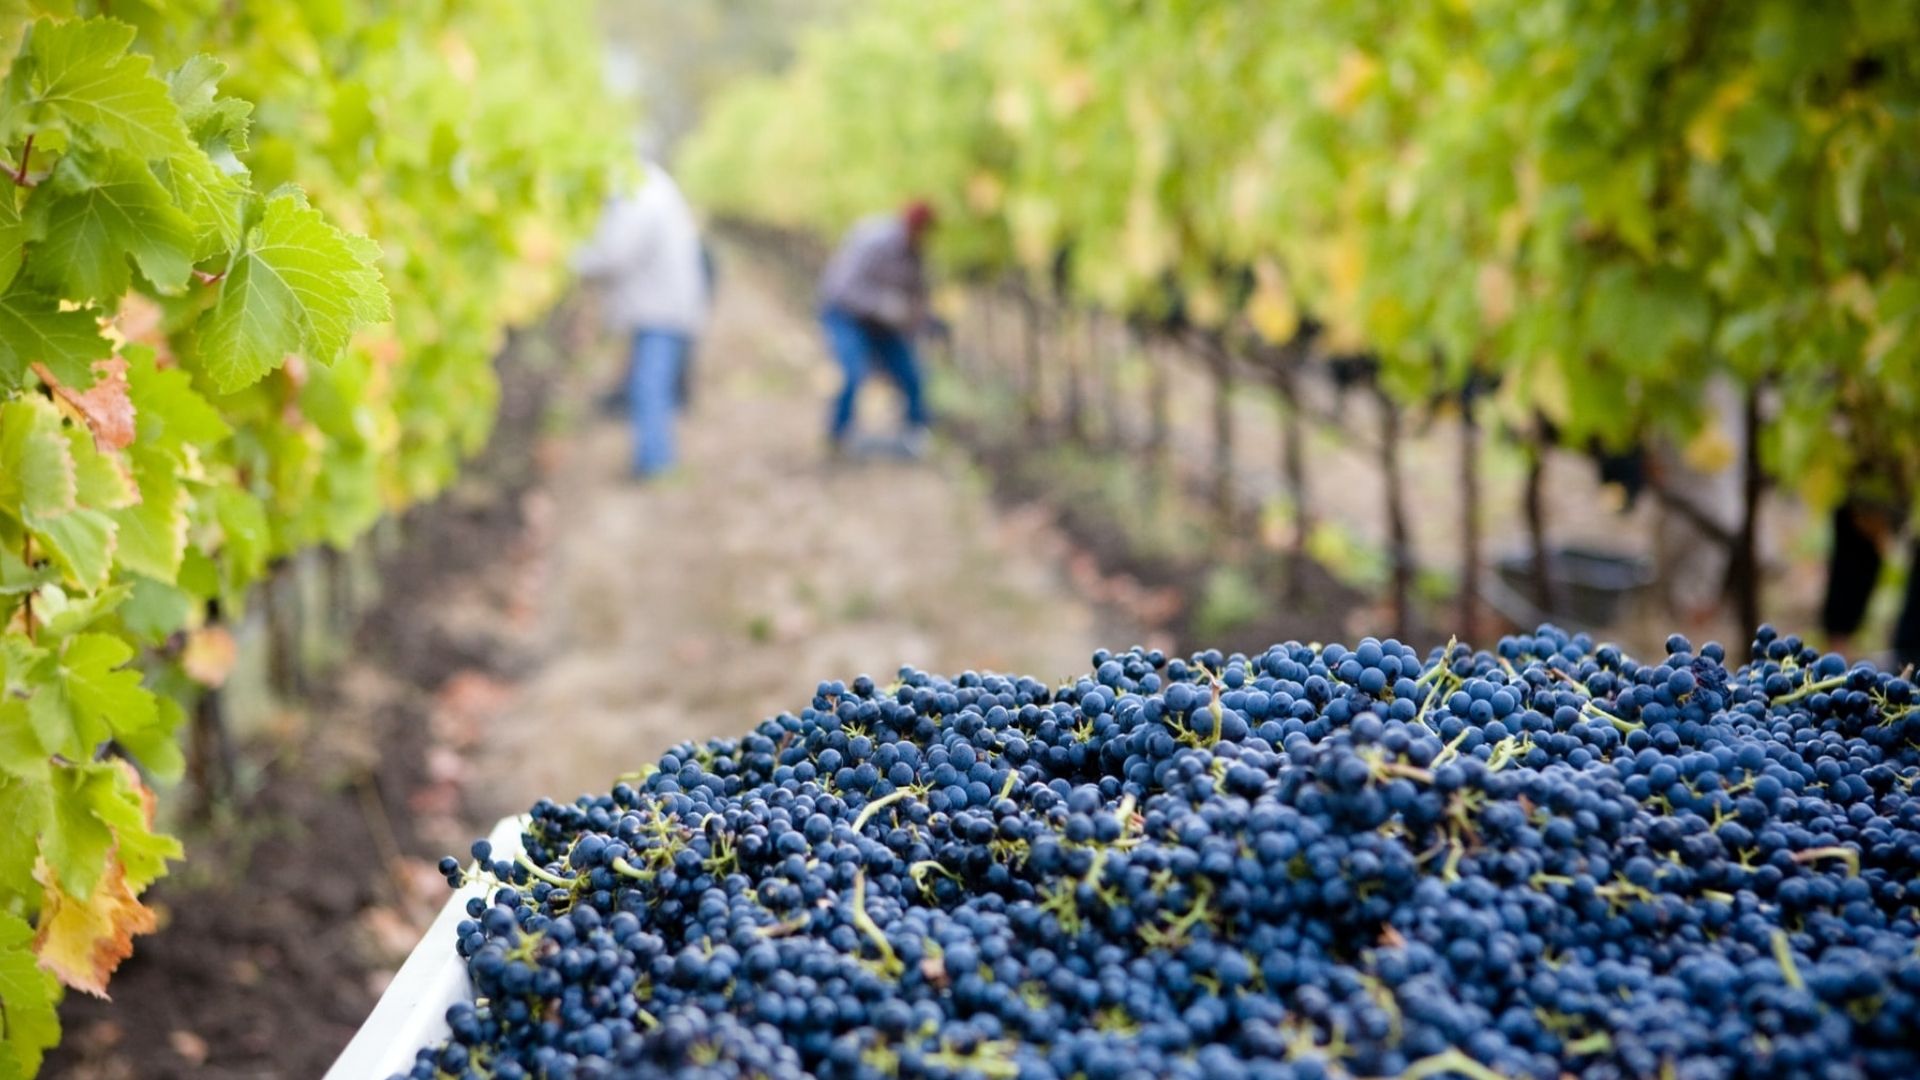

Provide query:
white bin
left=325, top=816, right=526, bottom=1080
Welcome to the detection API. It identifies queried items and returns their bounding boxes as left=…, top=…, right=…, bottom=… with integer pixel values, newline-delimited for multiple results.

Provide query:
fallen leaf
left=180, top=625, right=237, bottom=688
left=33, top=356, right=137, bottom=451
left=33, top=854, right=158, bottom=998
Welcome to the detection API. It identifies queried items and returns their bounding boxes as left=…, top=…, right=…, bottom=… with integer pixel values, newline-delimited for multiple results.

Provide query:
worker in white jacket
left=574, top=162, right=710, bottom=478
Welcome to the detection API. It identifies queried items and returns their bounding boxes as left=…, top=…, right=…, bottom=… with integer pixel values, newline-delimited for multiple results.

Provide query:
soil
left=48, top=249, right=1142, bottom=1078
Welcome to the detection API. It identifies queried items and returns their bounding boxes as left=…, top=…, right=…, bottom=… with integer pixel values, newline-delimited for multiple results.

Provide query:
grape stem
left=611, top=855, right=654, bottom=882
left=853, top=787, right=914, bottom=832
left=1771, top=929, right=1805, bottom=990
left=515, top=850, right=574, bottom=889
left=1362, top=1048, right=1509, bottom=1080
left=850, top=870, right=903, bottom=976
left=1789, top=845, right=1859, bottom=877
left=10, top=135, right=31, bottom=185
left=1774, top=673, right=1847, bottom=705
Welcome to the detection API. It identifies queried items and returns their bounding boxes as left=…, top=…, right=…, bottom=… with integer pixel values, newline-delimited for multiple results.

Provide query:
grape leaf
left=212, top=486, right=269, bottom=583
left=109, top=444, right=188, bottom=582
left=30, top=507, right=116, bottom=592
left=0, top=284, right=110, bottom=393
left=62, top=634, right=155, bottom=754
left=0, top=700, right=46, bottom=782
left=31, top=583, right=127, bottom=638
left=40, top=767, right=113, bottom=903
left=32, top=848, right=156, bottom=998
left=159, top=56, right=250, bottom=255
left=116, top=574, right=193, bottom=643
left=9, top=17, right=192, bottom=161
left=35, top=763, right=177, bottom=904
left=24, top=633, right=155, bottom=765
left=61, top=426, right=135, bottom=511
left=0, top=185, right=23, bottom=292
left=0, top=396, right=75, bottom=523
left=190, top=192, right=390, bottom=392
left=39, top=354, right=135, bottom=451
left=86, top=763, right=177, bottom=891
left=24, top=152, right=196, bottom=301
left=111, top=693, right=184, bottom=784
left=0, top=547, right=55, bottom=596
left=0, top=776, right=48, bottom=899
left=125, top=348, right=228, bottom=449
left=0, top=911, right=59, bottom=1076
left=168, top=56, right=251, bottom=165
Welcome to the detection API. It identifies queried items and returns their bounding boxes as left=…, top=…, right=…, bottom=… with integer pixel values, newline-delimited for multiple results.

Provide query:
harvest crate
left=324, top=816, right=525, bottom=1080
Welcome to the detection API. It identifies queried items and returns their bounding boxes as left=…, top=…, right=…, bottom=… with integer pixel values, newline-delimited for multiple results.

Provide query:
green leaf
left=159, top=56, right=251, bottom=256
left=33, top=583, right=128, bottom=638
left=43, top=765, right=114, bottom=901
left=0, top=546, right=55, bottom=596
left=0, top=396, right=75, bottom=523
left=62, top=425, right=135, bottom=511
left=212, top=485, right=270, bottom=583
left=117, top=574, right=193, bottom=643
left=169, top=56, right=252, bottom=163
left=125, top=347, right=229, bottom=449
left=0, top=700, right=45, bottom=782
left=110, top=444, right=188, bottom=581
left=11, top=17, right=191, bottom=160
left=24, top=151, right=196, bottom=300
left=112, top=693, right=184, bottom=783
left=24, top=631, right=152, bottom=761
left=190, top=192, right=390, bottom=392
left=86, top=762, right=178, bottom=889
left=0, top=910, right=60, bottom=1077
left=0, top=285, right=108, bottom=395
left=30, top=507, right=116, bottom=592
left=0, top=185, right=23, bottom=292
left=0, top=775, right=49, bottom=900
left=62, top=632, right=156, bottom=745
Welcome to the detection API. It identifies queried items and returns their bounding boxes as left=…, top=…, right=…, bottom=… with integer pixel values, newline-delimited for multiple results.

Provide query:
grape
left=394, top=626, right=1920, bottom=1080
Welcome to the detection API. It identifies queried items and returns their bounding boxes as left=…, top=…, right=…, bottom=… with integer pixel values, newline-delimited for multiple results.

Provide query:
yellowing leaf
left=180, top=625, right=236, bottom=688
left=1683, top=421, right=1737, bottom=474
left=1247, top=261, right=1299, bottom=344
left=32, top=852, right=156, bottom=998
left=1476, top=263, right=1516, bottom=329
left=0, top=396, right=77, bottom=522
left=965, top=171, right=1004, bottom=215
left=37, top=354, right=135, bottom=451
left=1684, top=74, right=1754, bottom=164
left=1319, top=49, right=1379, bottom=116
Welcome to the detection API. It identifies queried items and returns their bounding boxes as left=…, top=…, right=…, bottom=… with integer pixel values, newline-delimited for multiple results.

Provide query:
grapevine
left=0, top=5, right=618, bottom=1072
left=681, top=0, right=1920, bottom=576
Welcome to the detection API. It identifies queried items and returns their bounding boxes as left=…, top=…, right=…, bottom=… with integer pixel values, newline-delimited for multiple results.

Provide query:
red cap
left=904, top=199, right=937, bottom=234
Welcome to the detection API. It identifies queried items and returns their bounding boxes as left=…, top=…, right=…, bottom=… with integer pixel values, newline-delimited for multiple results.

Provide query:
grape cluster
left=396, top=626, right=1920, bottom=1080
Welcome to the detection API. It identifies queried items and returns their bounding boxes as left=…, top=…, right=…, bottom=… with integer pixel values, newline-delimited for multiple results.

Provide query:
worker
left=816, top=200, right=937, bottom=457
left=575, top=161, right=709, bottom=479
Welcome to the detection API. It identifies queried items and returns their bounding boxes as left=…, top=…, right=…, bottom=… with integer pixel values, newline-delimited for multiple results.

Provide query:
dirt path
left=469, top=251, right=1137, bottom=819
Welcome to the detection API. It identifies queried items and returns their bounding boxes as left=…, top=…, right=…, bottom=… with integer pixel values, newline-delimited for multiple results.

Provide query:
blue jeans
left=820, top=306, right=928, bottom=442
left=629, top=329, right=690, bottom=476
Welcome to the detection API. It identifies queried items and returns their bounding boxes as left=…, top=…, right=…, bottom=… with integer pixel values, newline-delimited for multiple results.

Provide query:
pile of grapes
left=396, top=627, right=1920, bottom=1080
